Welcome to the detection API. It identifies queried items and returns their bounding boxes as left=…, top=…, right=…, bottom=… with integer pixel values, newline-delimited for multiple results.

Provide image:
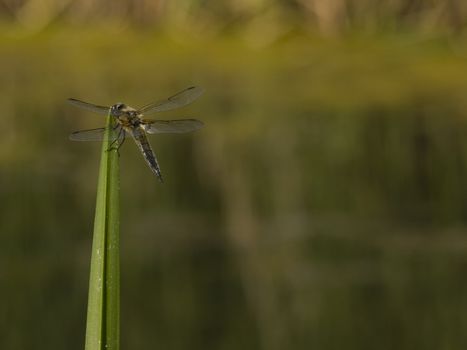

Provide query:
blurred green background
left=2, top=1, right=467, bottom=349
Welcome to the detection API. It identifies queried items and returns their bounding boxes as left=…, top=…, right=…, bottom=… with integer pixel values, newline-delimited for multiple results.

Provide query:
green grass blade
left=85, top=114, right=120, bottom=350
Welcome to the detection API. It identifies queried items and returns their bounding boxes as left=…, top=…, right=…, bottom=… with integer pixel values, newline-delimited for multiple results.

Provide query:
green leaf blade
left=85, top=114, right=120, bottom=350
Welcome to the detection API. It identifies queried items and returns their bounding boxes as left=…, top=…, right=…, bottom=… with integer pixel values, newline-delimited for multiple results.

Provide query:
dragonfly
left=68, top=86, right=204, bottom=182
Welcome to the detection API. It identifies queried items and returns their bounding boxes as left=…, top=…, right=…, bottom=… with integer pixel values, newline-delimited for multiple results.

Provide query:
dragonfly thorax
left=111, top=107, right=142, bottom=128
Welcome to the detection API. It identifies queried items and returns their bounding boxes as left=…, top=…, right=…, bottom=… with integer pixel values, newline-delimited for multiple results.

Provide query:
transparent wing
left=138, top=86, right=204, bottom=114
left=68, top=98, right=110, bottom=115
left=69, top=127, right=118, bottom=141
left=143, top=119, right=204, bottom=134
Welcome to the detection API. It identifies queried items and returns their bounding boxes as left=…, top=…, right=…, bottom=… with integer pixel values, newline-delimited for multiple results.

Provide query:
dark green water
left=1, top=28, right=467, bottom=349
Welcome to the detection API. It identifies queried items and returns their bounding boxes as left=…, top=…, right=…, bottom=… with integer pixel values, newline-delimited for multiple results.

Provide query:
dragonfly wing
left=143, top=119, right=204, bottom=134
left=69, top=127, right=118, bottom=141
left=138, top=86, right=204, bottom=114
left=68, top=98, right=110, bottom=115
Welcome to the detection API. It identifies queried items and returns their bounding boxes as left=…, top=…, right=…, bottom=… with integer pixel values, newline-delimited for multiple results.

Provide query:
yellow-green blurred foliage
left=2, top=1, right=467, bottom=350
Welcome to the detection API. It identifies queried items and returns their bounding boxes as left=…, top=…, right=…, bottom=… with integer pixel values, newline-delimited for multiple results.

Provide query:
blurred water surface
left=1, top=24, right=467, bottom=349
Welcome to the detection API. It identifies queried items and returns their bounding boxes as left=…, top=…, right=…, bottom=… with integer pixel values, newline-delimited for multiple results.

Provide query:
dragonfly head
left=110, top=103, right=126, bottom=116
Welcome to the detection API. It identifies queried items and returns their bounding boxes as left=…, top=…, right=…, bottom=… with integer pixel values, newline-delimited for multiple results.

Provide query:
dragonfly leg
left=116, top=129, right=126, bottom=156
left=108, top=138, right=118, bottom=150
left=108, top=126, right=124, bottom=153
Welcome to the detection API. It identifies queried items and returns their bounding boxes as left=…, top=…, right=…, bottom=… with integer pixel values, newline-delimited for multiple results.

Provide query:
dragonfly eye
left=111, top=103, right=125, bottom=114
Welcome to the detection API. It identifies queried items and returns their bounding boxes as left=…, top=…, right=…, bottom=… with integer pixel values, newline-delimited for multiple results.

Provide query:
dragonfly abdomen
left=131, top=128, right=163, bottom=182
